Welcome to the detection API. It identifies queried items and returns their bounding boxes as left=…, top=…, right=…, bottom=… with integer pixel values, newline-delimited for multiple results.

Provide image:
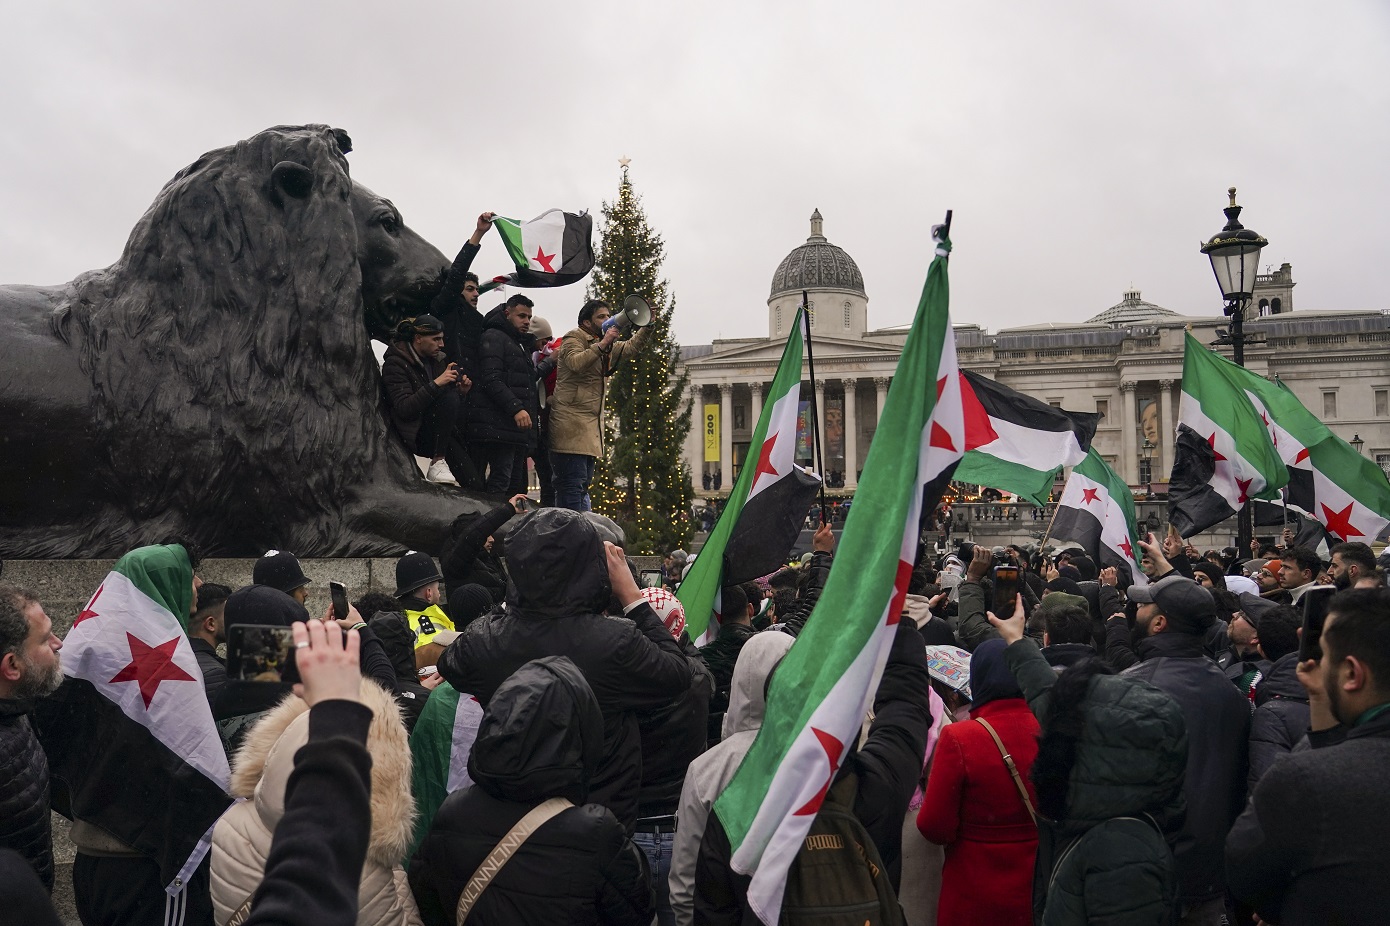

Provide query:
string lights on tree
left=588, top=159, right=694, bottom=554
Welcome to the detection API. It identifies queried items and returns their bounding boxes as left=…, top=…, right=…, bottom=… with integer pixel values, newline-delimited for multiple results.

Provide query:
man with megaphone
left=548, top=296, right=655, bottom=511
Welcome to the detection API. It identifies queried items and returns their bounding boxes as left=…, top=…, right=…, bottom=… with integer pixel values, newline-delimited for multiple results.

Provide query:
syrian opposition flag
left=1168, top=332, right=1287, bottom=537
left=484, top=209, right=594, bottom=290
left=33, top=544, right=232, bottom=896
left=1050, top=449, right=1147, bottom=588
left=407, top=681, right=485, bottom=860
left=713, top=222, right=963, bottom=924
left=953, top=371, right=1099, bottom=506
left=678, top=308, right=822, bottom=644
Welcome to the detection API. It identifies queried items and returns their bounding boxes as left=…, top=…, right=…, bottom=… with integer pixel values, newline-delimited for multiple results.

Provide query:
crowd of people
left=381, top=212, right=654, bottom=509
left=4, top=482, right=1390, bottom=922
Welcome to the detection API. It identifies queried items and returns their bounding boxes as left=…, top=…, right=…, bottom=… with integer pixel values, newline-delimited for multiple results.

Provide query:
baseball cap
left=639, top=587, right=686, bottom=639
left=1127, top=575, right=1216, bottom=633
left=253, top=550, right=311, bottom=594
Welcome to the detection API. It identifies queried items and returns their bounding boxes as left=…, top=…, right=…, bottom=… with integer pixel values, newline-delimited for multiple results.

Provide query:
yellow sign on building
left=703, top=404, right=720, bottom=462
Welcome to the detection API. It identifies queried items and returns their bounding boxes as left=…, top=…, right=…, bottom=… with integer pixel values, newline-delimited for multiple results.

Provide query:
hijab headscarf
left=968, top=638, right=1023, bottom=709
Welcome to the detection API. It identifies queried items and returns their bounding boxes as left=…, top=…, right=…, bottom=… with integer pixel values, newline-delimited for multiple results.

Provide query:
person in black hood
left=410, top=656, right=655, bottom=926
left=467, top=295, right=555, bottom=495
left=438, top=508, right=694, bottom=831
left=442, top=498, right=523, bottom=607
left=367, top=610, right=435, bottom=733
left=1245, top=604, right=1307, bottom=787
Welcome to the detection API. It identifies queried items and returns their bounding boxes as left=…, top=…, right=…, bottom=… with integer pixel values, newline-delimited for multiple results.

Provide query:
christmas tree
left=588, top=163, right=694, bottom=555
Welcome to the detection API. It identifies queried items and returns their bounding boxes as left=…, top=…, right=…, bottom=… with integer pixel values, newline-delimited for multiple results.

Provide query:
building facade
left=680, top=211, right=1390, bottom=500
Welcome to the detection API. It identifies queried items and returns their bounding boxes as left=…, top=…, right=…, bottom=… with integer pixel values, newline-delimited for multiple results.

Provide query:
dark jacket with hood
left=0, top=698, right=53, bottom=890
left=430, top=240, right=483, bottom=379
left=467, top=308, right=548, bottom=447
left=438, top=508, right=695, bottom=830
left=441, top=504, right=514, bottom=606
left=636, top=636, right=713, bottom=819
left=368, top=612, right=433, bottom=734
left=381, top=341, right=452, bottom=451
left=1246, top=652, right=1310, bottom=788
left=694, top=620, right=934, bottom=924
left=410, top=657, right=655, bottom=926
left=1123, top=631, right=1250, bottom=903
left=1003, top=639, right=1187, bottom=925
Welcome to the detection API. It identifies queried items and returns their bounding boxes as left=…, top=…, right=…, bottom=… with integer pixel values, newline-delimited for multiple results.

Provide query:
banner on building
left=704, top=404, right=720, bottom=462
left=825, top=398, right=845, bottom=465
left=796, top=401, right=814, bottom=460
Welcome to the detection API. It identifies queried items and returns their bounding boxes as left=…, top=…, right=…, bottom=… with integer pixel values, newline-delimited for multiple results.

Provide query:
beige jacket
left=210, top=681, right=421, bottom=926
left=548, top=323, right=652, bottom=458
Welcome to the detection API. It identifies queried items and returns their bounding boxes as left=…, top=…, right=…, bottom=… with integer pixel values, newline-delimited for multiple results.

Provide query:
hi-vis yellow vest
left=404, top=604, right=455, bottom=648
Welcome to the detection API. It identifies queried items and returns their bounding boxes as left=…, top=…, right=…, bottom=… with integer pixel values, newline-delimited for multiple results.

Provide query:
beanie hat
left=1262, top=559, right=1283, bottom=576
left=639, top=587, right=687, bottom=639
left=1190, top=561, right=1228, bottom=590
left=395, top=551, right=443, bottom=597
left=253, top=550, right=311, bottom=594
left=449, top=583, right=495, bottom=627
left=1035, top=591, right=1089, bottom=619
left=1068, top=554, right=1099, bottom=582
left=1057, top=564, right=1083, bottom=582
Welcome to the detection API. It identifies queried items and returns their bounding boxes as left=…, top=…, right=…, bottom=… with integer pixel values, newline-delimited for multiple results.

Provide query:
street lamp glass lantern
left=1200, top=187, right=1268, bottom=313
left=1142, top=438, right=1155, bottom=462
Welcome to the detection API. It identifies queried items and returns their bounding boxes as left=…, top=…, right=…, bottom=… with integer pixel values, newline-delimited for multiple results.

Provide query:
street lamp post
left=1352, top=433, right=1365, bottom=456
left=1201, top=187, right=1267, bottom=551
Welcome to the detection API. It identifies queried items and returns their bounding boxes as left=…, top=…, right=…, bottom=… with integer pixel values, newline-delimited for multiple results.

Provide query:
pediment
left=685, top=334, right=903, bottom=367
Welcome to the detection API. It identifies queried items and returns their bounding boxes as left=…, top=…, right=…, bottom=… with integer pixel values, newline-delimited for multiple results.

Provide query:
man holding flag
left=693, top=220, right=959, bottom=924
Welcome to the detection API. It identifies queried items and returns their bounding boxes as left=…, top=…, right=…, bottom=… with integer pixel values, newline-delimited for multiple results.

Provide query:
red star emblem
left=886, top=559, right=913, bottom=627
left=752, top=432, right=780, bottom=483
left=1207, top=433, right=1227, bottom=463
left=935, top=376, right=947, bottom=399
left=74, top=583, right=105, bottom=627
left=1294, top=448, right=1309, bottom=466
left=793, top=727, right=845, bottom=816
left=1118, top=537, right=1135, bottom=561
left=1236, top=477, right=1254, bottom=504
left=532, top=246, right=556, bottom=273
left=929, top=421, right=957, bottom=452
left=109, top=633, right=196, bottom=709
left=1080, top=488, right=1101, bottom=505
left=1321, top=501, right=1364, bottom=539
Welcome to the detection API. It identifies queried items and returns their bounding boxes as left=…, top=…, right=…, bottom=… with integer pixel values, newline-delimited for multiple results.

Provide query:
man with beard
left=1327, top=541, right=1376, bottom=591
left=188, top=583, right=232, bottom=702
left=1122, top=572, right=1250, bottom=925
left=1227, top=588, right=1390, bottom=925
left=0, top=585, right=65, bottom=889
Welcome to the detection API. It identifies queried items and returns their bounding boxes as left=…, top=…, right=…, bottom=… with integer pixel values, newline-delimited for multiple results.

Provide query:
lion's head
left=47, top=124, right=455, bottom=554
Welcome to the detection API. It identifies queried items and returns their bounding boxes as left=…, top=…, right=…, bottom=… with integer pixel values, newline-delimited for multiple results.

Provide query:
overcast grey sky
left=3, top=1, right=1387, bottom=346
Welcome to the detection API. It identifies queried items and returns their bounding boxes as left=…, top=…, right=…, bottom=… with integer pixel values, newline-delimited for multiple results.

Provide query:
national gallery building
left=679, top=211, right=1390, bottom=500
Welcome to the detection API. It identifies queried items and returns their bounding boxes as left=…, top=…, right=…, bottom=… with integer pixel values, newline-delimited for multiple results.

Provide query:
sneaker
left=425, top=460, right=457, bottom=485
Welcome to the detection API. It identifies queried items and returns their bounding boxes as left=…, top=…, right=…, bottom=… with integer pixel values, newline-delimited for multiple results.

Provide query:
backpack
left=779, top=773, right=905, bottom=926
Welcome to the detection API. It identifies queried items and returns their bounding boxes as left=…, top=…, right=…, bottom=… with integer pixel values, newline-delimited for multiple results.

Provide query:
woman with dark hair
left=918, top=638, right=1041, bottom=926
left=381, top=313, right=474, bottom=486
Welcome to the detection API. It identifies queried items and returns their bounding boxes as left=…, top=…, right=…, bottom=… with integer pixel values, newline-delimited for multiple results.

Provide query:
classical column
left=814, top=379, right=828, bottom=471
left=1158, top=379, right=1175, bottom=484
left=1120, top=381, right=1138, bottom=485
left=842, top=378, right=859, bottom=488
left=718, top=383, right=734, bottom=488
left=688, top=383, right=704, bottom=488
left=750, top=381, right=764, bottom=427
left=874, top=377, right=891, bottom=424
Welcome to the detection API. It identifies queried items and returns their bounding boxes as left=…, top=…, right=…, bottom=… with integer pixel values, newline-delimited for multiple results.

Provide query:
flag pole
left=801, top=290, right=828, bottom=523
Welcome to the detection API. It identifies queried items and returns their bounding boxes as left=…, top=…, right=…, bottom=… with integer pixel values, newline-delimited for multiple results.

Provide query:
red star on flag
left=74, top=583, right=105, bottom=627
left=1207, top=433, right=1227, bottom=463
left=1321, top=502, right=1364, bottom=539
left=793, top=727, right=845, bottom=816
left=532, top=246, right=556, bottom=273
left=109, top=633, right=196, bottom=709
left=930, top=421, right=957, bottom=452
left=1294, top=448, right=1310, bottom=466
left=1080, top=488, right=1101, bottom=505
left=1235, top=477, right=1255, bottom=503
left=885, top=559, right=913, bottom=627
left=1118, top=536, right=1135, bottom=561
left=752, top=432, right=781, bottom=483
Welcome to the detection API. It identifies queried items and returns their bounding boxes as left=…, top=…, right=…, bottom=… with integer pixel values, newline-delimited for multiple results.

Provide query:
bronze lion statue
left=0, top=124, right=490, bottom=557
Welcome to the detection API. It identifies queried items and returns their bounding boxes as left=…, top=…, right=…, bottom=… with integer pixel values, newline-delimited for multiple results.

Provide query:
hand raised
left=291, top=620, right=361, bottom=706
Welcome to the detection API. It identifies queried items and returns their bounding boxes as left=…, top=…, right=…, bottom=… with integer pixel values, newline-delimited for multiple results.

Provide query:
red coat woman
left=917, top=638, right=1040, bottom=926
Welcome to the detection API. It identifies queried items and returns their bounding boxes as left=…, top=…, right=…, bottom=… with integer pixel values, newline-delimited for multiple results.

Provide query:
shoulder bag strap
left=456, top=796, right=573, bottom=925
left=974, top=717, right=1038, bottom=824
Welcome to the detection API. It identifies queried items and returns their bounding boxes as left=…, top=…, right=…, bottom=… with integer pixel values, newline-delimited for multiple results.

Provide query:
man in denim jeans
left=547, top=298, right=654, bottom=510
left=633, top=587, right=712, bottom=926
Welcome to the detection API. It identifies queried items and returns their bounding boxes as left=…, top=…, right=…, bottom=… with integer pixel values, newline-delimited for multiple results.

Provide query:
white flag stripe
left=973, top=415, right=1086, bottom=469
left=517, top=209, right=566, bottom=269
left=748, top=387, right=806, bottom=500
left=1055, top=472, right=1147, bottom=587
left=65, top=571, right=230, bottom=789
left=446, top=697, right=485, bottom=792
left=1180, top=390, right=1270, bottom=499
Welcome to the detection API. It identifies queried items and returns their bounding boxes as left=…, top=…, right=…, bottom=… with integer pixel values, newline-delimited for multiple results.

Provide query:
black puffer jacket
left=1003, top=640, right=1186, bottom=925
left=442, top=504, right=514, bottom=605
left=410, top=657, right=655, bottom=926
left=466, top=309, right=543, bottom=447
left=636, top=638, right=712, bottom=818
left=0, top=699, right=52, bottom=890
left=381, top=341, right=451, bottom=449
left=438, top=508, right=694, bottom=830
left=1247, top=652, right=1309, bottom=788
left=368, top=612, right=433, bottom=733
left=430, top=240, right=483, bottom=378
left=700, top=621, right=756, bottom=746
left=1123, top=632, right=1251, bottom=903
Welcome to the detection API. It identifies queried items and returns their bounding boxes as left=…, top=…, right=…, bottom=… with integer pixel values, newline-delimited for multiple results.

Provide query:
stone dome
left=769, top=209, right=866, bottom=299
left=1086, top=289, right=1180, bottom=327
